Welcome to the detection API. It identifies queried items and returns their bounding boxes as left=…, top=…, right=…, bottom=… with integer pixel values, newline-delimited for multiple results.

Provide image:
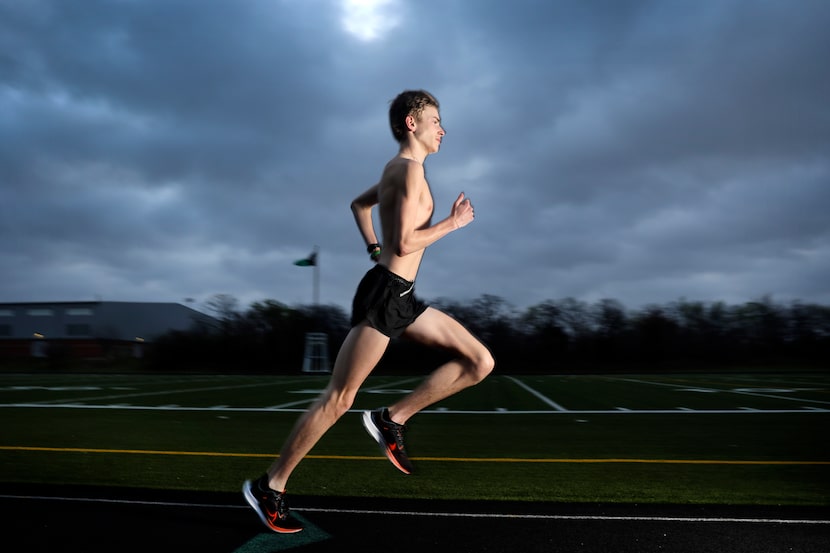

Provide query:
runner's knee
left=321, top=388, right=356, bottom=419
left=468, top=346, right=495, bottom=383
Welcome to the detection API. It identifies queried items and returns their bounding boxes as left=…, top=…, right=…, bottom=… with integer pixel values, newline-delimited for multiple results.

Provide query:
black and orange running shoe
left=362, top=408, right=414, bottom=475
left=242, top=474, right=304, bottom=533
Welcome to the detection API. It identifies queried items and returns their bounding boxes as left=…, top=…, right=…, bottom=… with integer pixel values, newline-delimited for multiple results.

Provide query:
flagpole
left=313, top=245, right=319, bottom=305
left=293, top=246, right=320, bottom=305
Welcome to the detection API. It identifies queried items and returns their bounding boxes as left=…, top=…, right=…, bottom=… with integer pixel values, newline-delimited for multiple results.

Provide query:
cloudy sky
left=2, top=0, right=829, bottom=315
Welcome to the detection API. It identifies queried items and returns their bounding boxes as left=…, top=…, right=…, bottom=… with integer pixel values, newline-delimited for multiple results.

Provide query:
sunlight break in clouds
left=340, top=0, right=400, bottom=41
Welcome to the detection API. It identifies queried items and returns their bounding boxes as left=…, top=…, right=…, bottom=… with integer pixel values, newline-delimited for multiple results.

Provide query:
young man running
left=243, top=90, right=494, bottom=533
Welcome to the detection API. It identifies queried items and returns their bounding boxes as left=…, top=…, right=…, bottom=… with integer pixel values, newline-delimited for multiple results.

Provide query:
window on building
left=66, top=308, right=94, bottom=316
left=27, top=309, right=54, bottom=316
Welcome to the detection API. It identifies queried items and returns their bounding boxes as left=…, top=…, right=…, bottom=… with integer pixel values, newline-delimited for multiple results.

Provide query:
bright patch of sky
left=340, top=0, right=400, bottom=41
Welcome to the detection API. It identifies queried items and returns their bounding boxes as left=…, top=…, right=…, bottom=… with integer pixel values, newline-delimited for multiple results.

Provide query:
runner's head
left=389, top=90, right=440, bottom=143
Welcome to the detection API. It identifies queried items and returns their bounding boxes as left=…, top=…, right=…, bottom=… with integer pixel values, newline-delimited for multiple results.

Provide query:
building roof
left=0, top=301, right=218, bottom=342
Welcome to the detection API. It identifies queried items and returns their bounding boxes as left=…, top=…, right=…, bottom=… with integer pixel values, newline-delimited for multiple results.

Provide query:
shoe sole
left=361, top=410, right=412, bottom=475
left=242, top=480, right=303, bottom=534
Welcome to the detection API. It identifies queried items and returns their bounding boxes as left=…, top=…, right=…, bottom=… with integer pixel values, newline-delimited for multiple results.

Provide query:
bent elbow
left=396, top=240, right=414, bottom=257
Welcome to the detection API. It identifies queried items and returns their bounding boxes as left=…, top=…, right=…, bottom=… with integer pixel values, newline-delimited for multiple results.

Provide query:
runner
left=244, top=90, right=494, bottom=533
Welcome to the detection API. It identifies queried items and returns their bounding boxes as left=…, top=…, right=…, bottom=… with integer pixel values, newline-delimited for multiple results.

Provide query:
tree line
left=147, top=294, right=830, bottom=374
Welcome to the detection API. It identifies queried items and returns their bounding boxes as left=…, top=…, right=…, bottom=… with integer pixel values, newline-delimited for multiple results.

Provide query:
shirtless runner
left=243, top=90, right=495, bottom=533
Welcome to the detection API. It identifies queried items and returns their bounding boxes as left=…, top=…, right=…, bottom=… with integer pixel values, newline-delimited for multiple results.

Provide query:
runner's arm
left=351, top=183, right=381, bottom=251
left=395, top=163, right=474, bottom=256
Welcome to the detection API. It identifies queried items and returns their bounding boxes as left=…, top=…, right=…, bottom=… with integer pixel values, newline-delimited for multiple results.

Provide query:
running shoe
left=242, top=474, right=304, bottom=533
left=362, top=408, right=414, bottom=474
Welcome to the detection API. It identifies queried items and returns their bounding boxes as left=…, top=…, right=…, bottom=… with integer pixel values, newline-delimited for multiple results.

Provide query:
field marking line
left=300, top=507, right=830, bottom=525
left=268, top=376, right=424, bottom=409
left=23, top=378, right=314, bottom=406
left=1, top=494, right=827, bottom=525
left=1, top=403, right=828, bottom=414
left=505, top=376, right=567, bottom=411
left=607, top=376, right=830, bottom=406
left=6, top=375, right=424, bottom=411
left=3, top=446, right=828, bottom=465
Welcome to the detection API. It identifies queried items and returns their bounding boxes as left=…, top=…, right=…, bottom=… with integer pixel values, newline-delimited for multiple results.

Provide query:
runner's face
left=412, top=106, right=445, bottom=153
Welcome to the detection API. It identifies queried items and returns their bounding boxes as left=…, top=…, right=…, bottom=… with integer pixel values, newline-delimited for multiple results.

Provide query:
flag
left=294, top=251, right=317, bottom=267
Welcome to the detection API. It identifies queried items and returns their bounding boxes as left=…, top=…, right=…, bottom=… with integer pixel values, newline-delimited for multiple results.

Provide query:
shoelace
left=388, top=421, right=408, bottom=452
left=259, top=480, right=290, bottom=518
left=273, top=492, right=289, bottom=517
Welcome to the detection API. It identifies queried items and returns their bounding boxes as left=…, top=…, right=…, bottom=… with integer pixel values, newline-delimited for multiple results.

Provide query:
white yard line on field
left=505, top=376, right=567, bottom=411
left=21, top=377, right=315, bottom=406
left=607, top=376, right=830, bottom=406
left=268, top=376, right=425, bottom=409
left=1, top=404, right=828, bottom=414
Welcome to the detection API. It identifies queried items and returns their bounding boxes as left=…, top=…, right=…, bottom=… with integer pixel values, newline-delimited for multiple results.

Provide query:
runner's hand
left=451, top=192, right=474, bottom=229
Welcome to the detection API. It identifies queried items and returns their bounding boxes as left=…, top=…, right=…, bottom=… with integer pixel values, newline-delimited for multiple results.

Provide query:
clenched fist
left=451, top=192, right=475, bottom=229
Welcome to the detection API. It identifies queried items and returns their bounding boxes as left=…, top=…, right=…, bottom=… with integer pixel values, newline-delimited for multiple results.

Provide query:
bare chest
left=418, top=187, right=435, bottom=228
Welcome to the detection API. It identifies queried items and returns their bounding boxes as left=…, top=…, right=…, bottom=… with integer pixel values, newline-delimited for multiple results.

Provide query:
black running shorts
left=350, top=264, right=428, bottom=338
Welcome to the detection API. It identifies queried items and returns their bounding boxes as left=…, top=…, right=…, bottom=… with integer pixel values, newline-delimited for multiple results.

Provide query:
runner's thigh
left=402, top=307, right=485, bottom=357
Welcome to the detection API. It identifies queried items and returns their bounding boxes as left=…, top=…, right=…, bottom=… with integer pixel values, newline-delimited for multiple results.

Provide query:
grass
left=1, top=372, right=828, bottom=505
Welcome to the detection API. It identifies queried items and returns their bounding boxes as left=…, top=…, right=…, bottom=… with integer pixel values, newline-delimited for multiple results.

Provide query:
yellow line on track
left=1, top=446, right=828, bottom=465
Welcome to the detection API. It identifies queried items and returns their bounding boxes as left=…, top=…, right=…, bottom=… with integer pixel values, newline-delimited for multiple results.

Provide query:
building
left=0, top=301, right=217, bottom=360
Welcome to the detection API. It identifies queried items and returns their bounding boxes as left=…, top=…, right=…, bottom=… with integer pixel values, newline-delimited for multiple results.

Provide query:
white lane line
left=505, top=376, right=567, bottom=411
left=302, top=507, right=830, bottom=525
left=268, top=377, right=424, bottom=409
left=2, top=494, right=827, bottom=525
left=1, top=404, right=829, bottom=414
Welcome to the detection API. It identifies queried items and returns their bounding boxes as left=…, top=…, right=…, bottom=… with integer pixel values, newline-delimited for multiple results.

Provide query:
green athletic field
left=1, top=372, right=828, bottom=505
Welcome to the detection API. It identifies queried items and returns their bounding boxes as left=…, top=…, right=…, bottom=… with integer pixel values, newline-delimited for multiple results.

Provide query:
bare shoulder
left=380, top=157, right=425, bottom=194
left=384, top=157, right=424, bottom=179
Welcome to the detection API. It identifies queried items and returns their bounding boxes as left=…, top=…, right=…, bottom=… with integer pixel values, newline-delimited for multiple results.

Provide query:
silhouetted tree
left=146, top=293, right=830, bottom=374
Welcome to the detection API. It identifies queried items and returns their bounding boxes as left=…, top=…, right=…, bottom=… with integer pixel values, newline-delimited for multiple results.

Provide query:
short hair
left=389, top=90, right=440, bottom=143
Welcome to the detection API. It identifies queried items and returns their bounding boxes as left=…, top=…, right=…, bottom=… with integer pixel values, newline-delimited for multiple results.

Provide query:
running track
left=4, top=484, right=828, bottom=552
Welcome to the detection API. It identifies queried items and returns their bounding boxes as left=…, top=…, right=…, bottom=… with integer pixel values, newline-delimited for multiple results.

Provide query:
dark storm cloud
left=1, top=0, right=828, bottom=313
